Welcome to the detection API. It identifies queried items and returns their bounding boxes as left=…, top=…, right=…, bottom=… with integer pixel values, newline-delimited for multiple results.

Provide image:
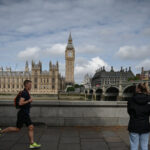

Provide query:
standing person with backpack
left=0, top=80, right=41, bottom=149
left=127, top=83, right=150, bottom=150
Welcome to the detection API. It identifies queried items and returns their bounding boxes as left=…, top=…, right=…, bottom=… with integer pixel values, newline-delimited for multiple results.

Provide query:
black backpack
left=14, top=91, right=23, bottom=109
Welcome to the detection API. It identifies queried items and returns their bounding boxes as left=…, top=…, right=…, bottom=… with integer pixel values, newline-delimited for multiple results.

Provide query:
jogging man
left=0, top=80, right=41, bottom=149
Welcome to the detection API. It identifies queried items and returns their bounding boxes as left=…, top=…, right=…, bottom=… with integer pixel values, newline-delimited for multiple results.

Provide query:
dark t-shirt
left=20, top=88, right=31, bottom=114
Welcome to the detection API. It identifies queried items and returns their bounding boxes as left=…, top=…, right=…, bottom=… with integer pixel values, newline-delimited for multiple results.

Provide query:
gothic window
left=53, top=70, right=55, bottom=76
left=34, top=84, right=37, bottom=89
left=34, top=78, right=37, bottom=82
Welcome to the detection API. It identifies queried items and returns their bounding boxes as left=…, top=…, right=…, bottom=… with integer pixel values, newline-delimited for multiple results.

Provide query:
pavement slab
left=0, top=126, right=132, bottom=150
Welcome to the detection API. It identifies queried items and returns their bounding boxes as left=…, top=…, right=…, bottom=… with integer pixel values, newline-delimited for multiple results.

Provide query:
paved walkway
left=0, top=126, right=147, bottom=150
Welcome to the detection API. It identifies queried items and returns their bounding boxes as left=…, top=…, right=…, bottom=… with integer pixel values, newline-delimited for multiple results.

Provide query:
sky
left=0, top=0, right=150, bottom=83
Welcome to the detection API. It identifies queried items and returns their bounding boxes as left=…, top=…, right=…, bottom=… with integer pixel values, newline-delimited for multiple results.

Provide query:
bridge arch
left=105, top=86, right=119, bottom=101
left=105, top=86, right=119, bottom=91
left=95, top=88, right=103, bottom=101
left=88, top=89, right=94, bottom=100
left=123, top=85, right=136, bottom=101
left=85, top=90, right=88, bottom=94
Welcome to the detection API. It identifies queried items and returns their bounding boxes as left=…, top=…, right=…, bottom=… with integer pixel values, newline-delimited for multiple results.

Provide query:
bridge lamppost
left=85, top=90, right=88, bottom=101
left=57, top=90, right=59, bottom=100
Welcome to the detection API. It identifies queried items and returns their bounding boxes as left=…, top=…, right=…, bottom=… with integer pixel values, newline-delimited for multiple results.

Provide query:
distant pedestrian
left=127, top=83, right=150, bottom=150
left=0, top=80, right=41, bottom=149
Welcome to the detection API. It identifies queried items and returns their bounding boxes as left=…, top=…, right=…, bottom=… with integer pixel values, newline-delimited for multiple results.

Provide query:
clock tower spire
left=65, top=32, right=75, bottom=85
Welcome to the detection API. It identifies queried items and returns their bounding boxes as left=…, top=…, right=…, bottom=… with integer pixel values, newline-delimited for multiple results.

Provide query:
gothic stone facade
left=141, top=67, right=150, bottom=80
left=0, top=61, right=65, bottom=94
left=91, top=66, right=135, bottom=88
left=82, top=74, right=92, bottom=89
left=0, top=33, right=77, bottom=94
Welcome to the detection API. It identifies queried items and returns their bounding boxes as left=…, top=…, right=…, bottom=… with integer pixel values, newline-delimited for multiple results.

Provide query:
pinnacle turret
left=66, top=32, right=74, bottom=49
left=68, top=32, right=72, bottom=43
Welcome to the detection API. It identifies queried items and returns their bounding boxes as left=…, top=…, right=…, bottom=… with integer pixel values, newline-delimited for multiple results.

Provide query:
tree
left=128, top=76, right=140, bottom=81
left=74, top=84, right=80, bottom=88
left=67, top=87, right=75, bottom=92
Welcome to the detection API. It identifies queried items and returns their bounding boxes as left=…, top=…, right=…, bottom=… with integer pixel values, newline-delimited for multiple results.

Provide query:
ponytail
left=137, top=83, right=145, bottom=93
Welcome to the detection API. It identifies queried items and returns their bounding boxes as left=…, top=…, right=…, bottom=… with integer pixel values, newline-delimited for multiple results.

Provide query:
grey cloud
left=136, top=59, right=150, bottom=71
left=116, top=45, right=150, bottom=60
left=0, top=0, right=150, bottom=83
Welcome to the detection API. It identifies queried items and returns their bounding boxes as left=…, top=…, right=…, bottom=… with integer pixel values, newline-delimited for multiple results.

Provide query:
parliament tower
left=65, top=33, right=75, bottom=85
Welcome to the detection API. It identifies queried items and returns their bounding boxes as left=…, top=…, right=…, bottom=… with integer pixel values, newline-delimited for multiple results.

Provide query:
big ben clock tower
left=65, top=33, right=75, bottom=85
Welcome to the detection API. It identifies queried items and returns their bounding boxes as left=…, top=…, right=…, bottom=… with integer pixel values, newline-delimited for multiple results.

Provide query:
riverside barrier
left=0, top=100, right=129, bottom=126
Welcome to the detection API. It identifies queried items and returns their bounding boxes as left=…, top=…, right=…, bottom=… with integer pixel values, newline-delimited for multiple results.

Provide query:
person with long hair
left=127, top=83, right=150, bottom=150
left=143, top=82, right=150, bottom=95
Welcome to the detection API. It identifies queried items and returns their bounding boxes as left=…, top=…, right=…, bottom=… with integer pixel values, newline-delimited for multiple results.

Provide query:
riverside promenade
left=0, top=126, right=132, bottom=150
left=1, top=100, right=150, bottom=150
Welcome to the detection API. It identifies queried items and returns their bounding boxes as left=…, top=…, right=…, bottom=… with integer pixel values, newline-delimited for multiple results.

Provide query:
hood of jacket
left=133, top=93, right=148, bottom=105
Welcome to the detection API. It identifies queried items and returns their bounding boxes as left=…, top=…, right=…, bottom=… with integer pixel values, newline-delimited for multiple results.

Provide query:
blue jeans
left=129, top=132, right=149, bottom=150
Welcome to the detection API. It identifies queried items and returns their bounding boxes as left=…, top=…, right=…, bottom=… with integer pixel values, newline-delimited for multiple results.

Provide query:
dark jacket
left=127, top=93, right=150, bottom=133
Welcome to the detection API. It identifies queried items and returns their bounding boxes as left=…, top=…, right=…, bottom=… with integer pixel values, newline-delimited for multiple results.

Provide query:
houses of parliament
left=0, top=33, right=75, bottom=94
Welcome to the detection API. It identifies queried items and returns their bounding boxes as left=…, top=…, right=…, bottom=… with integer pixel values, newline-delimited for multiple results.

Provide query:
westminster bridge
left=85, top=80, right=150, bottom=101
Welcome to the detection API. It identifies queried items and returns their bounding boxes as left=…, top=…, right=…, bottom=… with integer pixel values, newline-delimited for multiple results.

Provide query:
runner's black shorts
left=16, top=109, right=33, bottom=129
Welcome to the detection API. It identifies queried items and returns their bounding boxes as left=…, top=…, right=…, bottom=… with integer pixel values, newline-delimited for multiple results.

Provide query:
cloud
left=17, top=43, right=104, bottom=62
left=136, top=59, right=150, bottom=71
left=17, top=43, right=67, bottom=61
left=116, top=45, right=150, bottom=60
left=45, top=43, right=66, bottom=56
left=0, top=0, right=150, bottom=83
left=18, top=47, right=40, bottom=61
left=59, top=62, right=65, bottom=76
left=75, top=57, right=110, bottom=83
left=76, top=44, right=103, bottom=55
left=142, top=27, right=150, bottom=36
left=45, top=56, right=110, bottom=83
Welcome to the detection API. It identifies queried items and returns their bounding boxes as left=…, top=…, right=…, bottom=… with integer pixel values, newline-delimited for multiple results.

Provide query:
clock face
left=68, top=51, right=72, bottom=57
